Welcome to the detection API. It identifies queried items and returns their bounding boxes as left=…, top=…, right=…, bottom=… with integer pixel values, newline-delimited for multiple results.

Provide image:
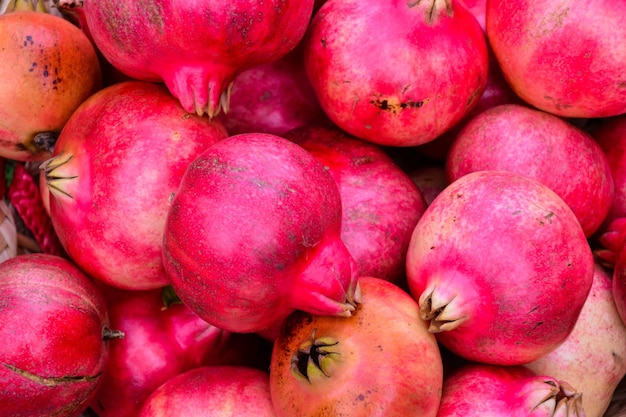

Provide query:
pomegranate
left=437, top=363, right=585, bottom=417
left=486, top=0, right=626, bottom=118
left=40, top=81, right=229, bottom=290
left=406, top=170, right=594, bottom=365
left=0, top=2, right=101, bottom=161
left=269, top=277, right=443, bottom=417
left=446, top=103, right=614, bottom=237
left=591, top=116, right=626, bottom=266
left=303, top=0, right=489, bottom=146
left=83, top=0, right=315, bottom=117
left=525, top=263, right=626, bottom=417
left=162, top=132, right=358, bottom=334
left=283, top=124, right=427, bottom=285
left=138, top=366, right=276, bottom=417
left=0, top=253, right=122, bottom=417
left=90, top=285, right=270, bottom=417
left=217, top=47, right=329, bottom=136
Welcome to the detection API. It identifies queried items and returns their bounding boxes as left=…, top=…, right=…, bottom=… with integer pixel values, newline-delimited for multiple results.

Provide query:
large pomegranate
left=0, top=3, right=101, bottom=161
left=486, top=0, right=626, bottom=118
left=162, top=133, right=358, bottom=335
left=40, top=81, right=228, bottom=290
left=406, top=170, right=594, bottom=365
left=83, top=0, right=315, bottom=117
left=303, top=0, right=489, bottom=146
left=446, top=103, right=614, bottom=237
left=269, top=277, right=443, bottom=417
left=0, top=253, right=121, bottom=417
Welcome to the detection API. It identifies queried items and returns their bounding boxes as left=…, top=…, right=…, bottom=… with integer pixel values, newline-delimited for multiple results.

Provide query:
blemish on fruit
left=370, top=97, right=425, bottom=114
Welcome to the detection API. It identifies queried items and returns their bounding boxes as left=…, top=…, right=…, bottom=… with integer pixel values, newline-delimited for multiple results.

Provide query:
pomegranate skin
left=284, top=124, right=427, bottom=285
left=446, top=104, right=614, bottom=237
left=218, top=48, right=329, bottom=136
left=139, top=366, right=276, bottom=417
left=41, top=81, right=229, bottom=290
left=486, top=0, right=626, bottom=118
left=83, top=0, right=315, bottom=117
left=406, top=170, right=594, bottom=365
left=89, top=285, right=247, bottom=417
left=437, top=364, right=585, bottom=416
left=304, top=0, right=489, bottom=146
left=526, top=263, right=626, bottom=417
left=0, top=254, right=113, bottom=417
left=593, top=115, right=626, bottom=227
left=0, top=10, right=102, bottom=161
left=162, top=133, right=358, bottom=334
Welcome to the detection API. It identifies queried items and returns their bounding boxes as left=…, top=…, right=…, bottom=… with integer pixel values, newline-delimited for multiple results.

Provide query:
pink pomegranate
left=138, top=366, right=276, bottom=416
left=90, top=285, right=270, bottom=417
left=526, top=263, right=626, bottom=417
left=486, top=0, right=626, bottom=118
left=593, top=115, right=626, bottom=224
left=303, top=0, right=489, bottom=146
left=406, top=170, right=594, bottom=365
left=283, top=124, right=427, bottom=285
left=437, top=363, right=585, bottom=416
left=0, top=253, right=122, bottom=417
left=270, top=277, right=443, bottom=417
left=217, top=47, right=329, bottom=136
left=446, top=103, right=614, bottom=237
left=40, top=81, right=228, bottom=290
left=83, top=0, right=315, bottom=117
left=162, top=133, right=358, bottom=334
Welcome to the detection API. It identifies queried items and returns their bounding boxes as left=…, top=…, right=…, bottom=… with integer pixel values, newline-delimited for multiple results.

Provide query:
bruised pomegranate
left=139, top=366, right=276, bottom=417
left=40, top=81, right=228, bottom=290
left=406, top=170, right=594, bottom=365
left=486, top=0, right=626, bottom=118
left=437, top=363, right=585, bottom=417
left=0, top=5, right=101, bottom=161
left=283, top=124, right=426, bottom=285
left=526, top=263, right=626, bottom=417
left=0, top=253, right=121, bottom=417
left=269, top=277, right=443, bottom=417
left=304, top=0, right=489, bottom=146
left=83, top=0, right=315, bottom=117
left=446, top=104, right=614, bottom=237
left=162, top=133, right=358, bottom=334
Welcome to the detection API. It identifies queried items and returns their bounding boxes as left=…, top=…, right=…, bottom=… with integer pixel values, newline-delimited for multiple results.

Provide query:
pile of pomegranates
left=1, top=0, right=626, bottom=416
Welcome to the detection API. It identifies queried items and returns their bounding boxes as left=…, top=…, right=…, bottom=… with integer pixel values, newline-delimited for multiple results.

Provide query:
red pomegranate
left=41, top=81, right=229, bottom=290
left=486, top=0, right=626, bottom=118
left=303, top=0, right=489, bottom=147
left=0, top=253, right=121, bottom=417
left=162, top=133, right=358, bottom=334
left=83, top=0, right=315, bottom=117
left=406, top=170, right=594, bottom=365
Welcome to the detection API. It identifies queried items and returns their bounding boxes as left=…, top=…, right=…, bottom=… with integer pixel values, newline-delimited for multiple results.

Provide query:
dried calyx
left=290, top=328, right=340, bottom=384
